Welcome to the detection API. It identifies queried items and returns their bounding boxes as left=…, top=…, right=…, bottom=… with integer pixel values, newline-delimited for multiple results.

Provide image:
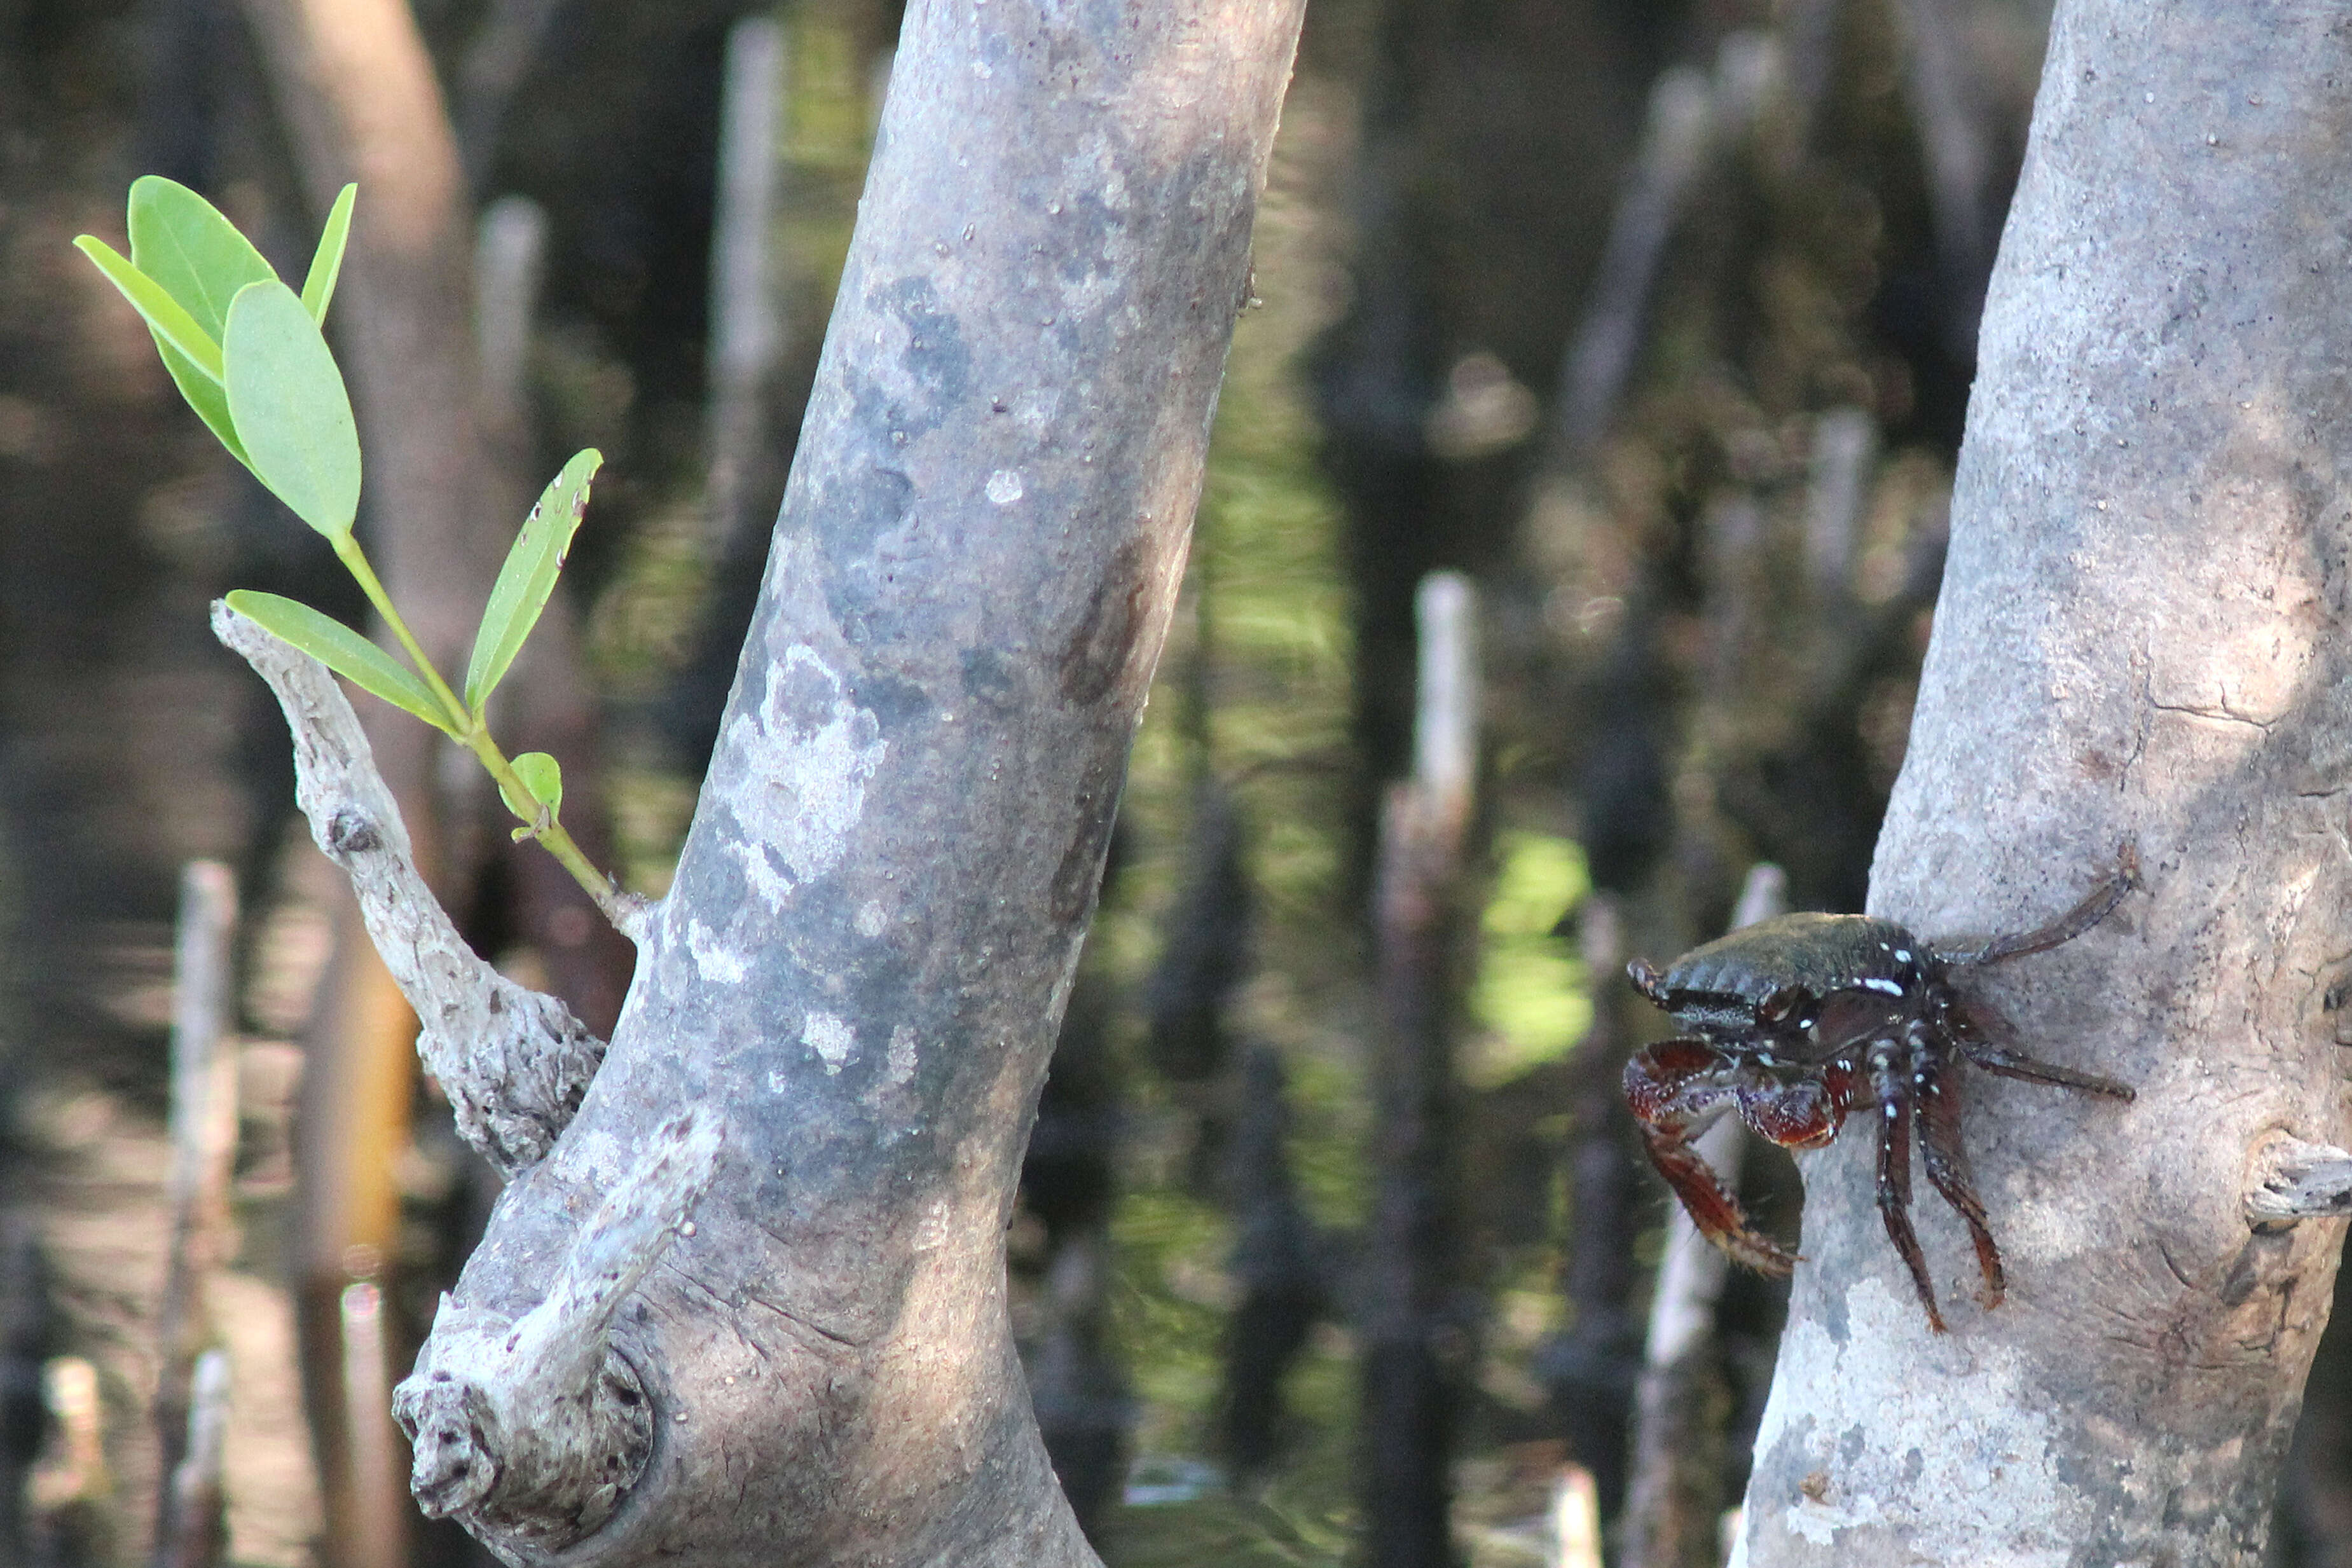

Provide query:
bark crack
left=2147, top=694, right=2281, bottom=731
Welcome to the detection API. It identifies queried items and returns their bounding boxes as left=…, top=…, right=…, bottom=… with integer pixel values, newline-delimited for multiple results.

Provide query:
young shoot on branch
left=76, top=177, right=630, bottom=927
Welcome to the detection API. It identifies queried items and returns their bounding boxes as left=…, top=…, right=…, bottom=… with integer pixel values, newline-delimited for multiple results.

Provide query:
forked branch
left=212, top=599, right=619, bottom=1173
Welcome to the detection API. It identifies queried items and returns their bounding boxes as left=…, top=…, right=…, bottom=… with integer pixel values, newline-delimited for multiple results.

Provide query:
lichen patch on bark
left=804, top=1011, right=857, bottom=1075
left=715, top=639, right=887, bottom=911
left=687, top=920, right=750, bottom=984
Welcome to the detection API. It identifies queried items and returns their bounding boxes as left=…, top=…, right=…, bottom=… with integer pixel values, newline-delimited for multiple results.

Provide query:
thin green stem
left=332, top=533, right=469, bottom=733
left=463, top=731, right=620, bottom=913
left=330, top=532, right=636, bottom=930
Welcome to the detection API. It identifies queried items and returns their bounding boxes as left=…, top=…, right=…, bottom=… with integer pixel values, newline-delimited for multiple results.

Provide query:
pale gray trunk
left=366, top=3, right=1305, bottom=1564
left=1736, top=2, right=2352, bottom=1562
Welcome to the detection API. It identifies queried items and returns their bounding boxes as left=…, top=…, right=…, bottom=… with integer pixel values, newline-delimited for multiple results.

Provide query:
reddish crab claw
left=1623, top=844, right=2140, bottom=1331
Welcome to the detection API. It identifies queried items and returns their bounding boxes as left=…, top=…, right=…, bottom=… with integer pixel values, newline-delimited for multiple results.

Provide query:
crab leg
left=1867, top=1038, right=1946, bottom=1332
left=1625, top=1040, right=1798, bottom=1276
left=1934, top=841, right=2140, bottom=967
left=1949, top=1000, right=2135, bottom=1099
left=1958, top=1039, right=2135, bottom=1099
left=1911, top=1026, right=2005, bottom=1307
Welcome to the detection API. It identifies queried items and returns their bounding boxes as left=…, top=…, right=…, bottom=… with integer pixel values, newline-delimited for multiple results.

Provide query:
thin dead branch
left=151, top=861, right=240, bottom=1558
left=156, top=1351, right=231, bottom=1568
left=1363, top=572, right=1480, bottom=1568
left=706, top=14, right=788, bottom=556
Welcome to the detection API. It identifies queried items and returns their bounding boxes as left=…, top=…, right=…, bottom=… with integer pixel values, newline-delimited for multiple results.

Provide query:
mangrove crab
left=1623, top=848, right=2140, bottom=1330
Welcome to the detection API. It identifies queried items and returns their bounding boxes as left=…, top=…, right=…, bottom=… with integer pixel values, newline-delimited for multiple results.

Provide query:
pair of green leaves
left=226, top=572, right=568, bottom=825
left=79, top=177, right=596, bottom=827
left=221, top=443, right=602, bottom=823
left=78, top=176, right=359, bottom=540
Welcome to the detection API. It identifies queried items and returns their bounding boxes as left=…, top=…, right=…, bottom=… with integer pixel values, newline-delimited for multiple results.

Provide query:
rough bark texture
left=393, top=4, right=1307, bottom=1564
left=1735, top=3, right=2352, bottom=1562
left=214, top=604, right=611, bottom=1176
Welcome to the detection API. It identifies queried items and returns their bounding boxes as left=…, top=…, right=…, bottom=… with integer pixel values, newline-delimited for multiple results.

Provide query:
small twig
left=1729, top=851, right=1792, bottom=937
left=1545, top=894, right=1644, bottom=1506
left=157, top=1350, right=231, bottom=1568
left=395, top=1113, right=724, bottom=1556
left=1700, top=492, right=1766, bottom=692
left=152, top=862, right=240, bottom=1560
left=340, top=1283, right=407, bottom=1568
left=27, top=1358, right=108, bottom=1518
left=1142, top=780, right=1249, bottom=1087
left=1803, top=406, right=1879, bottom=601
left=1549, top=65, right=1716, bottom=459
left=1550, top=1463, right=1604, bottom=1568
left=213, top=601, right=626, bottom=1173
left=1412, top=572, right=1478, bottom=815
left=326, top=528, right=632, bottom=917
left=2246, top=1136, right=2352, bottom=1226
left=707, top=14, right=788, bottom=555
left=1220, top=1043, right=1323, bottom=1486
left=476, top=195, right=548, bottom=438
left=1028, top=1230, right=1131, bottom=1532
left=1360, top=572, right=1483, bottom=1567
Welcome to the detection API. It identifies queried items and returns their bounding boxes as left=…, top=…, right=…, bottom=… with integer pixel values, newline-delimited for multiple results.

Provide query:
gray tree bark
left=230, top=3, right=1308, bottom=1564
left=1735, top=3, right=2352, bottom=1562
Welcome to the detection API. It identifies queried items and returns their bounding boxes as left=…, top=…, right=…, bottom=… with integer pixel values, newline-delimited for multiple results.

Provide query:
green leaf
left=77, top=178, right=267, bottom=461
left=72, top=237, right=224, bottom=382
left=502, top=752, right=564, bottom=824
left=158, top=338, right=249, bottom=466
left=464, top=449, right=603, bottom=710
left=303, top=184, right=357, bottom=324
left=223, top=590, right=455, bottom=734
left=127, top=175, right=277, bottom=340
left=224, top=279, right=362, bottom=539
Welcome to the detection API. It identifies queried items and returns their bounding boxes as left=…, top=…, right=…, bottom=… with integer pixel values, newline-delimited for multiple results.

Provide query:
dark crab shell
left=1653, top=913, right=1931, bottom=1033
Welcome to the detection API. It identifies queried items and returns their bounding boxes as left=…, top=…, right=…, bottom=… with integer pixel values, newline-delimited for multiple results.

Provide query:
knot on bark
left=394, top=1305, right=655, bottom=1557
left=444, top=987, right=606, bottom=1174
left=2245, top=1134, right=2352, bottom=1228
left=399, top=1370, right=497, bottom=1518
left=392, top=1113, right=723, bottom=1557
left=323, top=808, right=382, bottom=855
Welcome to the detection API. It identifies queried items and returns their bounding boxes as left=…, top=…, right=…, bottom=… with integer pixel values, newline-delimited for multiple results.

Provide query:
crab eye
left=1757, top=984, right=1811, bottom=1024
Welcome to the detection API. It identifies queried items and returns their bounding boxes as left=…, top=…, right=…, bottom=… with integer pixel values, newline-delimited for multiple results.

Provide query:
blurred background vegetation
left=5, top=1, right=2351, bottom=1565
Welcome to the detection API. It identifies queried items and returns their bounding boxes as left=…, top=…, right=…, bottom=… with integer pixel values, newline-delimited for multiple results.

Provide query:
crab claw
left=1625, top=1041, right=1801, bottom=1276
